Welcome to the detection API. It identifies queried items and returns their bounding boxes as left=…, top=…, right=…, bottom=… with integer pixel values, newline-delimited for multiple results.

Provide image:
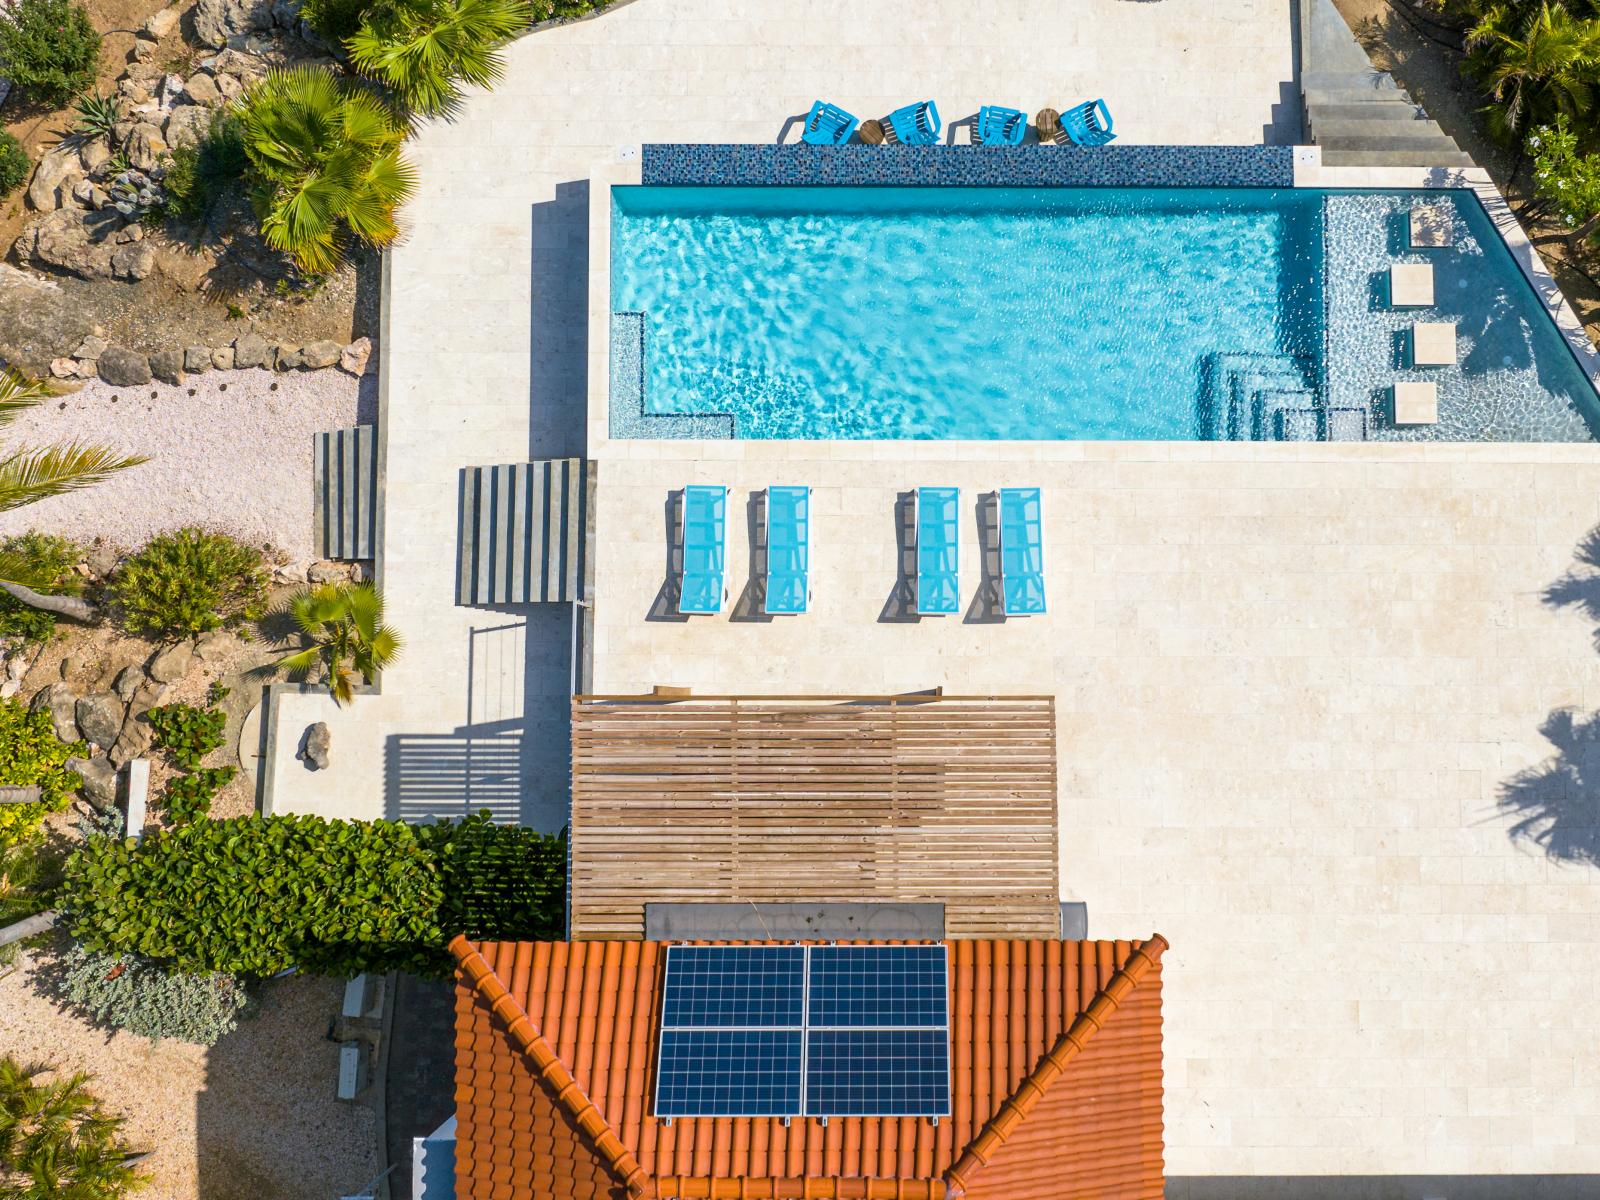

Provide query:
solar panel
left=655, top=944, right=951, bottom=1119
left=805, top=1029, right=952, bottom=1117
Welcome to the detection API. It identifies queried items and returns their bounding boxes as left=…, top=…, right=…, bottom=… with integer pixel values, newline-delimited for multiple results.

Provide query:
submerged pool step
left=1201, top=351, right=1314, bottom=441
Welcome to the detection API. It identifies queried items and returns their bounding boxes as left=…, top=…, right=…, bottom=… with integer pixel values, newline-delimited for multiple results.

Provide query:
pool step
left=1200, top=351, right=1315, bottom=440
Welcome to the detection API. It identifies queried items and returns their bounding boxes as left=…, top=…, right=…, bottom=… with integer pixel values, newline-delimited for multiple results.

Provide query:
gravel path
left=0, top=369, right=376, bottom=560
left=0, top=946, right=379, bottom=1199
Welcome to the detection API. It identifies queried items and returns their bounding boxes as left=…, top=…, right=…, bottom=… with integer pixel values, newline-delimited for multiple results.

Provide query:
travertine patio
left=587, top=441, right=1600, bottom=1185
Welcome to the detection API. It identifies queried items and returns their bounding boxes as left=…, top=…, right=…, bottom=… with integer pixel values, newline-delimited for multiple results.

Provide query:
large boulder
left=299, top=339, right=341, bottom=370
left=123, top=124, right=168, bottom=174
left=98, top=346, right=152, bottom=386
left=109, top=719, right=151, bottom=769
left=193, top=0, right=275, bottom=48
left=17, top=209, right=123, bottom=281
left=232, top=331, right=269, bottom=369
left=182, top=72, right=221, bottom=107
left=74, top=693, right=125, bottom=749
left=110, top=241, right=157, bottom=282
left=67, top=755, right=119, bottom=806
left=163, top=105, right=211, bottom=150
left=0, top=265, right=94, bottom=379
left=339, top=337, right=372, bottom=376
left=26, top=146, right=83, bottom=212
left=147, top=641, right=194, bottom=683
left=148, top=347, right=184, bottom=384
left=30, top=683, right=80, bottom=744
left=113, top=663, right=146, bottom=701
left=302, top=721, right=330, bottom=770
left=143, top=6, right=180, bottom=38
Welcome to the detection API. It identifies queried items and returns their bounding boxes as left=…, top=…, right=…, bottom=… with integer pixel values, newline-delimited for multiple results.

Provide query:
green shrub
left=0, top=0, right=102, bottom=108
left=0, top=1057, right=144, bottom=1199
left=528, top=0, right=607, bottom=19
left=161, top=110, right=249, bottom=226
left=162, top=766, right=235, bottom=825
left=301, top=0, right=372, bottom=44
left=111, top=527, right=268, bottom=639
left=0, top=699, right=84, bottom=849
left=64, top=812, right=566, bottom=977
left=0, top=132, right=28, bottom=199
left=58, top=943, right=252, bottom=1045
left=0, top=533, right=84, bottom=646
left=70, top=89, right=121, bottom=140
left=146, top=702, right=227, bottom=769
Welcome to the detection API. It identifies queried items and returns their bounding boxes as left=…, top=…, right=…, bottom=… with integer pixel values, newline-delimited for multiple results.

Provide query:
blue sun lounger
left=802, top=100, right=859, bottom=146
left=764, top=485, right=810, bottom=615
left=1062, top=98, right=1116, bottom=147
left=679, top=485, right=727, bottom=615
left=888, top=100, right=941, bottom=145
left=977, top=105, right=1027, bottom=146
left=915, top=486, right=960, bottom=616
left=998, top=487, right=1046, bottom=616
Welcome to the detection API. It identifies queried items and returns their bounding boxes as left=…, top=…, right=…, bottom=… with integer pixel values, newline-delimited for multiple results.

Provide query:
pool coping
left=586, top=145, right=1600, bottom=455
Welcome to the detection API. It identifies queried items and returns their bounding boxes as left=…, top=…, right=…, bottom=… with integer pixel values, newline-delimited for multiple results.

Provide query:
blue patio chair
left=998, top=487, right=1046, bottom=616
left=977, top=105, right=1027, bottom=146
left=802, top=100, right=859, bottom=146
left=915, top=486, right=960, bottom=616
left=764, top=485, right=810, bottom=615
left=1062, top=98, right=1116, bottom=147
left=888, top=100, right=941, bottom=145
left=678, top=485, right=728, bottom=615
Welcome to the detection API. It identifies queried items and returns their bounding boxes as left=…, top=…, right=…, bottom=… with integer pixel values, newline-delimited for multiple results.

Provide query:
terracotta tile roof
left=451, top=936, right=1167, bottom=1200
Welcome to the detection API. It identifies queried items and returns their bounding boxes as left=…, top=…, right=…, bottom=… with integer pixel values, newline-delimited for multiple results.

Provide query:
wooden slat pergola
left=569, top=694, right=1060, bottom=939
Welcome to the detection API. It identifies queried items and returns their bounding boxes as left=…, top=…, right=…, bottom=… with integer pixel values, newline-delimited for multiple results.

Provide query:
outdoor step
left=1313, top=122, right=1464, bottom=152
left=1319, top=147, right=1477, bottom=168
left=1306, top=103, right=1425, bottom=125
left=1301, top=70, right=1401, bottom=94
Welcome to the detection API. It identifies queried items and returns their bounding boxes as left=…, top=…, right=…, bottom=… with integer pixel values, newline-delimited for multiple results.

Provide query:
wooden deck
left=569, top=694, right=1060, bottom=939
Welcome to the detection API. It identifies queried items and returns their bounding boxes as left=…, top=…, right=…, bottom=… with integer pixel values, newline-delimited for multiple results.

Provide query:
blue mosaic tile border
left=609, top=312, right=735, bottom=439
left=640, top=144, right=1294, bottom=188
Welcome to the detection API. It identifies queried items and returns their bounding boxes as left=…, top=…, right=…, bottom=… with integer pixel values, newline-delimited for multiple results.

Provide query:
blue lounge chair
left=764, top=485, right=810, bottom=615
left=888, top=100, right=941, bottom=145
left=998, top=487, right=1046, bottom=616
left=679, top=485, right=727, bottom=615
left=802, top=100, right=859, bottom=146
left=977, top=105, right=1027, bottom=146
left=915, top=486, right=960, bottom=616
left=1062, top=98, right=1116, bottom=147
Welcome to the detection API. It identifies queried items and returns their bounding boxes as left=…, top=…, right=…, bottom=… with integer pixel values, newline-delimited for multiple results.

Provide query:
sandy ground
left=0, top=944, right=380, bottom=1200
left=0, top=367, right=375, bottom=560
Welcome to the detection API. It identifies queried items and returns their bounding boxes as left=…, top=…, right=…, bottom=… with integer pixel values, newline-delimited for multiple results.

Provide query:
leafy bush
left=58, top=943, right=252, bottom=1045
left=528, top=0, right=607, bottom=19
left=161, top=109, right=249, bottom=226
left=0, top=533, right=84, bottom=645
left=162, top=766, right=235, bottom=825
left=0, top=699, right=84, bottom=849
left=0, top=0, right=102, bottom=108
left=301, top=0, right=372, bottom=44
left=146, top=702, right=228, bottom=769
left=64, top=812, right=566, bottom=977
left=0, top=132, right=28, bottom=200
left=111, top=527, right=268, bottom=639
left=1530, top=116, right=1600, bottom=241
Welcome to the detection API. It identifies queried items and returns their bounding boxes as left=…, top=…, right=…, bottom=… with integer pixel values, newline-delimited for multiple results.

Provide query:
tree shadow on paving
left=196, top=974, right=378, bottom=1200
left=1501, top=526, right=1600, bottom=869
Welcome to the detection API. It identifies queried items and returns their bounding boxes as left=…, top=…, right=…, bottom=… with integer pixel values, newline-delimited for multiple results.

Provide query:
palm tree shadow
left=1497, top=708, right=1600, bottom=869
left=1506, top=524, right=1600, bottom=867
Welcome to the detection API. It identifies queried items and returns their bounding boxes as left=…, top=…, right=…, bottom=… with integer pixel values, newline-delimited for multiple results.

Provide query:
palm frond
left=0, top=444, right=147, bottom=514
left=0, top=549, right=76, bottom=594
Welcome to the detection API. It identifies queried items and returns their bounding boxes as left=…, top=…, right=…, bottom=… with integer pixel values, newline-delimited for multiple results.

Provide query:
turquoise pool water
left=609, top=186, right=1600, bottom=441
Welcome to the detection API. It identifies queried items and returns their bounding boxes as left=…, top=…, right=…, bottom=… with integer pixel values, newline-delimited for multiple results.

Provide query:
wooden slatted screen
left=569, top=695, right=1060, bottom=940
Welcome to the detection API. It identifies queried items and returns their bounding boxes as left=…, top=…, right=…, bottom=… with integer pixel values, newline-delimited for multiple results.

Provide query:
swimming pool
left=609, top=185, right=1600, bottom=442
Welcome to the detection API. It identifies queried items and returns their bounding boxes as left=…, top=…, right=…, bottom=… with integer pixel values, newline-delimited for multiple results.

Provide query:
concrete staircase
left=1300, top=0, right=1474, bottom=168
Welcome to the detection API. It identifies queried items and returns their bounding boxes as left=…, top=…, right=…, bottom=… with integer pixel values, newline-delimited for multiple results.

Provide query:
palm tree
left=0, top=369, right=145, bottom=623
left=348, top=0, right=530, bottom=117
left=238, top=66, right=419, bottom=275
left=0, top=1057, right=145, bottom=1199
left=1467, top=2, right=1600, bottom=142
left=276, top=582, right=401, bottom=705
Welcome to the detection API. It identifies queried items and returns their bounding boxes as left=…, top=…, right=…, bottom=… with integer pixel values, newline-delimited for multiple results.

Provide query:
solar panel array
left=655, top=944, right=950, bottom=1119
